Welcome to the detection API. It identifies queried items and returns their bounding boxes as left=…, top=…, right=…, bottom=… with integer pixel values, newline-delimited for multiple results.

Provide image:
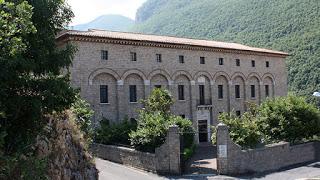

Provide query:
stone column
left=216, top=123, right=229, bottom=175
left=117, top=80, right=125, bottom=121
left=168, top=125, right=181, bottom=175
left=190, top=80, right=199, bottom=143
left=228, top=81, right=232, bottom=112
left=168, top=80, right=175, bottom=112
left=210, top=81, right=215, bottom=125
left=144, top=80, right=151, bottom=99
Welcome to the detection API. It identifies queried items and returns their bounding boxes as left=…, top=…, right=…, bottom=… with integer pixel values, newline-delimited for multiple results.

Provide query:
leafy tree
left=0, top=0, right=76, bottom=154
left=218, top=111, right=262, bottom=148
left=257, top=95, right=320, bottom=144
left=130, top=88, right=194, bottom=152
left=141, top=88, right=173, bottom=115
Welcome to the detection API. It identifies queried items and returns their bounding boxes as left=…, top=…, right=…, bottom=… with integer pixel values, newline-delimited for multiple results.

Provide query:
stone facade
left=216, top=123, right=320, bottom=175
left=57, top=30, right=288, bottom=143
left=92, top=126, right=181, bottom=175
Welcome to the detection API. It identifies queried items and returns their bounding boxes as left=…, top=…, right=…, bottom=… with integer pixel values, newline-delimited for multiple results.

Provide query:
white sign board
left=218, top=145, right=227, bottom=158
left=197, top=110, right=210, bottom=120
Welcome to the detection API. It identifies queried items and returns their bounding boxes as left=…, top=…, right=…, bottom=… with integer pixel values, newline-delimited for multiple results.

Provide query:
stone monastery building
left=57, top=29, right=288, bottom=143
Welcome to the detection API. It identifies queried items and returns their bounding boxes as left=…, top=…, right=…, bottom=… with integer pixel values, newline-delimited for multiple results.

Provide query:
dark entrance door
left=198, top=120, right=208, bottom=142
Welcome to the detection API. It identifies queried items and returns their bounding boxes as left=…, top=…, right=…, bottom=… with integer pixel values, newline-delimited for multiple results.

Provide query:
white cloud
left=67, top=0, right=147, bottom=25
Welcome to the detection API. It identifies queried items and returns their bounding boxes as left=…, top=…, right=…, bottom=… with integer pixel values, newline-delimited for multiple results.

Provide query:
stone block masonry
left=216, top=123, right=320, bottom=175
left=92, top=126, right=181, bottom=175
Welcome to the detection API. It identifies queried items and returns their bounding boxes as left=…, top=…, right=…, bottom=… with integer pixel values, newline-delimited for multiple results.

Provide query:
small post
left=168, top=125, right=181, bottom=175
left=216, top=123, right=229, bottom=175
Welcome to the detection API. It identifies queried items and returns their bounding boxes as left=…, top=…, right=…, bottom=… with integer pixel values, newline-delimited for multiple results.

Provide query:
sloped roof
left=57, top=29, right=288, bottom=56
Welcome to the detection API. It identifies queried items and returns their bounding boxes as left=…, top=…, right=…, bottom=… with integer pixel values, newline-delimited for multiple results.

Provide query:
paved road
left=185, top=143, right=217, bottom=175
left=96, top=158, right=320, bottom=180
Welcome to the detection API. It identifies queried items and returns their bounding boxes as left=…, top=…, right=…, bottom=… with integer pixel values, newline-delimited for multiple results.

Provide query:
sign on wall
left=218, top=145, right=227, bottom=158
left=197, top=110, right=210, bottom=120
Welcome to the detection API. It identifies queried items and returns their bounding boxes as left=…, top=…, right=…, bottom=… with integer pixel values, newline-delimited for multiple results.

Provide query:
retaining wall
left=216, top=123, right=320, bottom=175
left=92, top=126, right=181, bottom=175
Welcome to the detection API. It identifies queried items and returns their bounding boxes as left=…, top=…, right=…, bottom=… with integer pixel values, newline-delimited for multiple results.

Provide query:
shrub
left=130, top=88, right=194, bottom=152
left=211, top=126, right=217, bottom=145
left=219, top=111, right=262, bottom=148
left=257, top=95, right=320, bottom=144
left=71, top=94, right=94, bottom=144
left=95, top=117, right=137, bottom=146
left=182, top=143, right=196, bottom=161
left=129, top=111, right=168, bottom=152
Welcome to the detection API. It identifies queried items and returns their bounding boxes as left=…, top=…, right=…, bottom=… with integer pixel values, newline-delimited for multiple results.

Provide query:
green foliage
left=0, top=152, right=48, bottom=179
left=211, top=126, right=217, bottom=145
left=129, top=111, right=168, bottom=152
left=130, top=88, right=194, bottom=152
left=0, top=0, right=76, bottom=154
left=0, top=0, right=36, bottom=57
left=219, top=111, right=262, bottom=148
left=141, top=88, right=174, bottom=114
left=182, top=143, right=196, bottom=161
left=133, top=0, right=320, bottom=106
left=95, top=117, right=137, bottom=146
left=217, top=95, right=320, bottom=148
left=71, top=94, right=94, bottom=143
left=257, top=95, right=320, bottom=144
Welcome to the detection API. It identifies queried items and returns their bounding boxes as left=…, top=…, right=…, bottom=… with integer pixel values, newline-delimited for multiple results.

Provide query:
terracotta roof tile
left=57, top=29, right=288, bottom=56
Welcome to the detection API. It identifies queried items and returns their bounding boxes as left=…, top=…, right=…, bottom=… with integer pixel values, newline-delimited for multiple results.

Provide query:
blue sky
left=67, top=0, right=147, bottom=25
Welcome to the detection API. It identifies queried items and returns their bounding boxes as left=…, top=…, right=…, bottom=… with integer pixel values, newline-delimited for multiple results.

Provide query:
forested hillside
left=133, top=0, right=320, bottom=104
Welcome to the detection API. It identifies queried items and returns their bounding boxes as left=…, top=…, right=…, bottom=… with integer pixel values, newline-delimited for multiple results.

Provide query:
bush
left=257, top=95, right=320, bottom=144
left=219, top=111, right=262, bottom=148
left=95, top=117, right=137, bottom=146
left=130, top=88, right=194, bottom=152
left=71, top=94, right=94, bottom=144
left=211, top=126, right=217, bottom=145
left=182, top=143, right=196, bottom=161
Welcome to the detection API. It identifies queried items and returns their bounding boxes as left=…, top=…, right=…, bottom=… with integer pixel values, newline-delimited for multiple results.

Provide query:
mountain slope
left=74, top=15, right=134, bottom=31
left=133, top=0, right=320, bottom=104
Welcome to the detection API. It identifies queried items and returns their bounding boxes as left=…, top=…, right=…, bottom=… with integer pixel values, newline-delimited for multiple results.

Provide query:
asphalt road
left=96, top=158, right=320, bottom=180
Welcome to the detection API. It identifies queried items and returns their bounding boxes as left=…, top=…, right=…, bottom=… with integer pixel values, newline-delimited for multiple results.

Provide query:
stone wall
left=216, top=123, right=319, bottom=175
left=92, top=126, right=181, bottom=175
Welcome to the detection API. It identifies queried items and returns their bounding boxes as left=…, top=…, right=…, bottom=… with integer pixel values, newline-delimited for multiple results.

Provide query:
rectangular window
left=251, top=85, right=256, bottom=98
left=155, top=85, right=161, bottom=89
left=236, top=111, right=241, bottom=117
left=178, top=85, right=185, bottom=100
left=252, top=60, right=255, bottom=67
left=236, top=59, right=240, bottom=66
left=129, top=85, right=137, bottom=102
left=218, top=85, right=223, bottom=99
left=101, top=50, right=108, bottom=60
left=199, top=85, right=205, bottom=104
left=156, top=54, right=162, bottom=63
left=235, top=85, right=240, bottom=98
left=130, top=52, right=137, bottom=61
left=266, top=61, right=270, bottom=68
left=219, top=58, right=224, bottom=65
left=200, top=57, right=205, bottom=64
left=179, top=55, right=185, bottom=64
left=265, top=85, right=270, bottom=97
left=100, top=85, right=108, bottom=103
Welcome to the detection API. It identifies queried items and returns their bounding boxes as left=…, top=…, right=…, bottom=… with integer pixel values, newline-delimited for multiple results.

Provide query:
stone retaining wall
left=216, top=123, right=320, bottom=175
left=92, top=126, right=181, bottom=175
